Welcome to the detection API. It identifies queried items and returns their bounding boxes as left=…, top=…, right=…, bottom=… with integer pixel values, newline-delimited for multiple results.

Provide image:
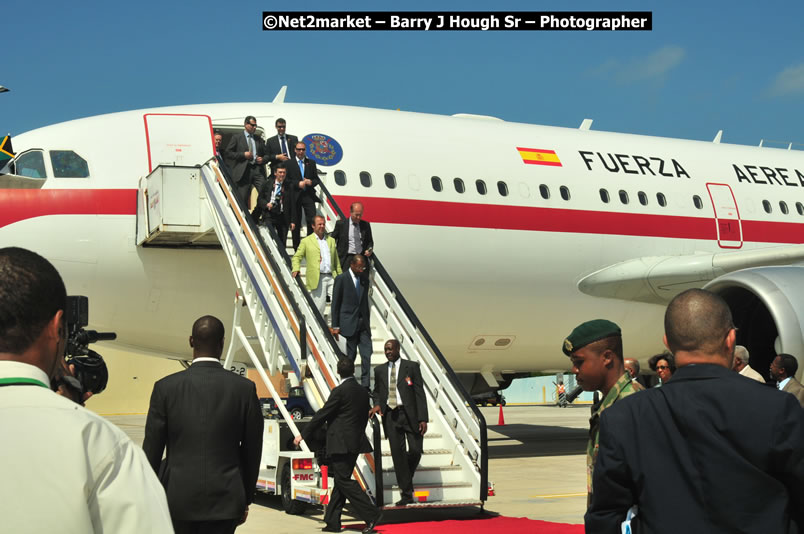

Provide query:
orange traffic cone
left=497, top=403, right=505, bottom=426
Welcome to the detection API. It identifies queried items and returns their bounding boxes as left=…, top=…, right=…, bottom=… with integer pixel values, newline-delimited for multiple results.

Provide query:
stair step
left=379, top=498, right=483, bottom=510
left=381, top=465, right=465, bottom=485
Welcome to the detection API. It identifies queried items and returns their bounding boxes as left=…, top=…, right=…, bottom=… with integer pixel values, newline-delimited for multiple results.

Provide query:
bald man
left=587, top=289, right=804, bottom=533
left=143, top=316, right=264, bottom=534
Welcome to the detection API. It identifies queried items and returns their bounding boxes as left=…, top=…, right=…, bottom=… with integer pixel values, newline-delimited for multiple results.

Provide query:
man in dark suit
left=294, top=358, right=382, bottom=533
left=586, top=289, right=804, bottom=534
left=370, top=339, right=428, bottom=506
left=257, top=163, right=295, bottom=249
left=330, top=255, right=372, bottom=388
left=223, top=116, right=266, bottom=211
left=263, top=118, right=298, bottom=176
left=332, top=201, right=374, bottom=274
left=287, top=141, right=321, bottom=250
left=770, top=353, right=804, bottom=407
left=143, top=316, right=264, bottom=534
left=213, top=130, right=232, bottom=179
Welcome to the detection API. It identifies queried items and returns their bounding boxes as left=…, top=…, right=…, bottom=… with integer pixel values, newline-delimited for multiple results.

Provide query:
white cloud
left=589, top=46, right=685, bottom=85
left=767, top=63, right=804, bottom=97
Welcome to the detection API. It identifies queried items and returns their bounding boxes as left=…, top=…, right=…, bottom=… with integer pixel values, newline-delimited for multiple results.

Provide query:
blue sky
left=3, top=1, right=803, bottom=147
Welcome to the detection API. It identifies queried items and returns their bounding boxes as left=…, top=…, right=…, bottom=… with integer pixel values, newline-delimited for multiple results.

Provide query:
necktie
left=354, top=275, right=361, bottom=300
left=280, top=136, right=287, bottom=156
left=247, top=134, right=255, bottom=162
left=388, top=362, right=398, bottom=409
left=298, top=159, right=304, bottom=177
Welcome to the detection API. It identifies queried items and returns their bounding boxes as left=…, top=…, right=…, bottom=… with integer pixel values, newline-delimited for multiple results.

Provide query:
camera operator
left=0, top=247, right=173, bottom=533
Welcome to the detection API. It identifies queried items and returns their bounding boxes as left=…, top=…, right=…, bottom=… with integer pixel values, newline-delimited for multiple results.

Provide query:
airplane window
left=476, top=179, right=487, bottom=195
left=638, top=191, right=648, bottom=206
left=431, top=176, right=443, bottom=192
left=359, top=171, right=372, bottom=188
left=560, top=186, right=570, bottom=201
left=693, top=195, right=703, bottom=209
left=657, top=192, right=667, bottom=207
left=599, top=188, right=610, bottom=203
left=334, top=170, right=346, bottom=186
left=14, top=150, right=47, bottom=179
left=619, top=190, right=629, bottom=204
left=50, top=150, right=89, bottom=178
left=497, top=181, right=508, bottom=197
left=762, top=200, right=772, bottom=213
left=454, top=177, right=465, bottom=193
left=797, top=202, right=804, bottom=216
left=539, top=184, right=550, bottom=199
left=780, top=201, right=789, bottom=215
left=384, top=173, right=396, bottom=189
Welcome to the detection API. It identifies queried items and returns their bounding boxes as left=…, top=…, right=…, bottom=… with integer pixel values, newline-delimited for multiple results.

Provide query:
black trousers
left=173, top=518, right=238, bottom=534
left=266, top=214, right=290, bottom=251
left=345, top=327, right=373, bottom=388
left=324, top=453, right=378, bottom=529
left=383, top=408, right=423, bottom=499
left=291, top=199, right=317, bottom=249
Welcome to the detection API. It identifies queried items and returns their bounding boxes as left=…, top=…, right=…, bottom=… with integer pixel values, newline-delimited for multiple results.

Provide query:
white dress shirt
left=0, top=361, right=173, bottom=533
left=317, top=235, right=332, bottom=274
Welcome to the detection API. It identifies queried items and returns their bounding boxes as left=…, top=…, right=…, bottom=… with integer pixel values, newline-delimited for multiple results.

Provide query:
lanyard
left=0, top=377, right=48, bottom=388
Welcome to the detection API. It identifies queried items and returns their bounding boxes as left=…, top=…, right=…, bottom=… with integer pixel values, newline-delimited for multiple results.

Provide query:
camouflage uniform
left=587, top=372, right=642, bottom=502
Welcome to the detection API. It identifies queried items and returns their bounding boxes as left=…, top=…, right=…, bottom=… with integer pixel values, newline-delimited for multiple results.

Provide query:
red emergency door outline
left=706, top=183, right=743, bottom=249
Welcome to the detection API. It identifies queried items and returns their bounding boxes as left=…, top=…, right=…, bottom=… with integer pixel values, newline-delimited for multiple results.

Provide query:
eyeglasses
left=295, top=147, right=305, bottom=151
left=247, top=123, right=257, bottom=127
left=656, top=365, right=670, bottom=371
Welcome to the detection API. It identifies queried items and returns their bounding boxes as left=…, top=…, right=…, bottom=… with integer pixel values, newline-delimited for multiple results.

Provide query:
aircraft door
left=706, top=183, right=742, bottom=249
left=143, top=114, right=214, bottom=173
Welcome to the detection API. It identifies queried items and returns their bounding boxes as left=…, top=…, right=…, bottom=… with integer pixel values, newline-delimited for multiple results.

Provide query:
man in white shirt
left=0, top=246, right=173, bottom=534
left=292, top=215, right=342, bottom=317
left=732, top=345, right=766, bottom=383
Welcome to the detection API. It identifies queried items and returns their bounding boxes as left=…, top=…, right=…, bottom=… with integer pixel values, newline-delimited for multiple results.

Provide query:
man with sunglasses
left=224, top=116, right=266, bottom=210
left=287, top=141, right=321, bottom=250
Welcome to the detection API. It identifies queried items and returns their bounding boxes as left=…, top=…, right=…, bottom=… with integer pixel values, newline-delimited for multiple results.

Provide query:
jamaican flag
left=0, top=134, right=13, bottom=165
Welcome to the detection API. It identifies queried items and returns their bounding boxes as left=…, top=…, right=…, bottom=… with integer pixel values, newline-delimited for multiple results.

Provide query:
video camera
left=61, top=296, right=116, bottom=396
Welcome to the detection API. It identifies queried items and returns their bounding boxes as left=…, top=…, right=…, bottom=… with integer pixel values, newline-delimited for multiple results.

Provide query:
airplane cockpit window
left=334, top=170, right=346, bottom=186
left=454, top=178, right=465, bottom=193
left=50, top=150, right=90, bottom=178
left=359, top=172, right=372, bottom=187
left=797, top=202, right=804, bottom=215
left=476, top=179, right=487, bottom=195
left=693, top=195, right=703, bottom=209
left=497, top=181, right=508, bottom=197
left=657, top=192, right=667, bottom=207
left=762, top=200, right=772, bottom=213
left=431, top=176, right=443, bottom=192
left=384, top=173, right=396, bottom=189
left=619, top=190, right=629, bottom=204
left=12, top=150, right=47, bottom=178
left=600, top=188, right=610, bottom=203
left=780, top=201, right=789, bottom=215
left=638, top=191, right=648, bottom=206
left=539, top=184, right=550, bottom=199
left=560, top=186, right=570, bottom=201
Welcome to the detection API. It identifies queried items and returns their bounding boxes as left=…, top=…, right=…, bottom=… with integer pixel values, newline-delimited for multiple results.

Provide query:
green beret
left=562, top=319, right=621, bottom=356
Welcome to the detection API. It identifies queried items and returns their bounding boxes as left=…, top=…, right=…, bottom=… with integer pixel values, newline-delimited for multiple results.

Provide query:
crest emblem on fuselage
left=303, top=133, right=343, bottom=166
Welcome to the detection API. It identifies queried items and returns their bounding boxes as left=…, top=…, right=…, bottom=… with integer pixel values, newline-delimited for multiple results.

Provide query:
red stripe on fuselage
left=1, top=189, right=802, bottom=245
left=0, top=189, right=137, bottom=228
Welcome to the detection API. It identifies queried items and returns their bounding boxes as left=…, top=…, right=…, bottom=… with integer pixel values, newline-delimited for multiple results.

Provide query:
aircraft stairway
left=140, top=160, right=489, bottom=510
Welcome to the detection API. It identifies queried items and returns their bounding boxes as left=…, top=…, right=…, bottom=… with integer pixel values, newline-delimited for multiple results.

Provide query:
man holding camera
left=0, top=247, right=172, bottom=533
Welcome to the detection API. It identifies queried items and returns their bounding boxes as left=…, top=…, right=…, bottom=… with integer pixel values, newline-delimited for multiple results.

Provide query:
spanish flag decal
left=0, top=135, right=13, bottom=163
left=517, top=147, right=562, bottom=167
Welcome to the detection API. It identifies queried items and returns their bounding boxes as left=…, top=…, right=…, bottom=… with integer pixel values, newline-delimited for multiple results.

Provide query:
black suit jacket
left=257, top=176, right=295, bottom=225
left=302, top=377, right=372, bottom=455
left=331, top=270, right=370, bottom=337
left=586, top=364, right=804, bottom=534
left=332, top=218, right=374, bottom=260
left=142, top=361, right=264, bottom=521
left=223, top=131, right=266, bottom=183
left=286, top=156, right=320, bottom=205
left=373, top=358, right=428, bottom=427
left=264, top=133, right=299, bottom=172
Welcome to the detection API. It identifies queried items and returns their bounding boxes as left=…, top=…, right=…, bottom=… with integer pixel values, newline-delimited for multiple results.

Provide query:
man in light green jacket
left=292, top=215, right=342, bottom=317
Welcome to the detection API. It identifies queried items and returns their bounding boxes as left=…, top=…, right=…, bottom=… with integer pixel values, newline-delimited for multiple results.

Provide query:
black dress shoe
left=394, top=497, right=414, bottom=506
left=362, top=511, right=383, bottom=533
left=321, top=526, right=341, bottom=532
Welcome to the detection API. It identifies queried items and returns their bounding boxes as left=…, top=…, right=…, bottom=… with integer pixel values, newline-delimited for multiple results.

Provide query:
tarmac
left=107, top=404, right=590, bottom=533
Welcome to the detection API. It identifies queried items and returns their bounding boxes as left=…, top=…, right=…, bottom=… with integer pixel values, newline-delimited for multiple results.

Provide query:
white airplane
left=2, top=93, right=803, bottom=389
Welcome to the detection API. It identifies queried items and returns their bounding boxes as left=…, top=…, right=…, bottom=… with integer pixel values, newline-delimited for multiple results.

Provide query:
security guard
left=562, top=319, right=642, bottom=505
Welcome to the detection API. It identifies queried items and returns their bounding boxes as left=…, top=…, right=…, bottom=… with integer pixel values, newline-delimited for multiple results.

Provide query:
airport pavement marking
left=530, top=492, right=587, bottom=499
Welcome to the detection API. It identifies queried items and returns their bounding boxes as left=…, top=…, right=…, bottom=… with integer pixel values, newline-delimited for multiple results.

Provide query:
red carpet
left=345, top=516, right=584, bottom=533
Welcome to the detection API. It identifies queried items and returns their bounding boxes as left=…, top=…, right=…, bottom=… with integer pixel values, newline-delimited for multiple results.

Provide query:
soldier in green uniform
left=562, top=319, right=642, bottom=505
